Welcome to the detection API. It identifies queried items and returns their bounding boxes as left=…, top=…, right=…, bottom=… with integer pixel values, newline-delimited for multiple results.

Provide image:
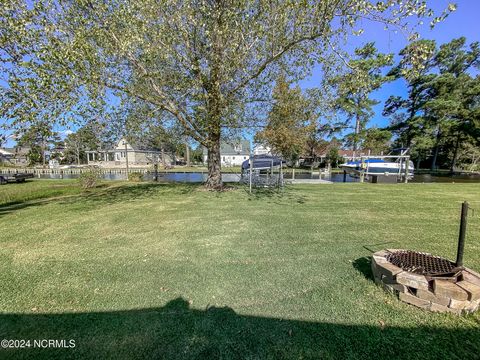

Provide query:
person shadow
left=1, top=297, right=478, bottom=359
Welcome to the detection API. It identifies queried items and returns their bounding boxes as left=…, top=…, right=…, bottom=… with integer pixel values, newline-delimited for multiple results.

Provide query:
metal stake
left=249, top=155, right=252, bottom=194
left=404, top=156, right=409, bottom=183
left=456, top=201, right=468, bottom=267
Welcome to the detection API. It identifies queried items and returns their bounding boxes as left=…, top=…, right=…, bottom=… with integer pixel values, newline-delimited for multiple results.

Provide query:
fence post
left=360, top=157, right=365, bottom=183
left=404, top=156, right=409, bottom=183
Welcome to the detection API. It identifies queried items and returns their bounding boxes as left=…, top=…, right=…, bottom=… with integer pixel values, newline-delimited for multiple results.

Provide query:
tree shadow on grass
left=73, top=182, right=197, bottom=207
left=0, top=181, right=308, bottom=218
left=0, top=182, right=198, bottom=218
left=0, top=297, right=479, bottom=360
left=244, top=184, right=307, bottom=205
left=352, top=256, right=375, bottom=282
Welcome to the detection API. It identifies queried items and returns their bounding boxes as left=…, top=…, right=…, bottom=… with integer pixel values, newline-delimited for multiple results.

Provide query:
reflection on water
left=410, top=173, right=480, bottom=183
left=1, top=171, right=479, bottom=183
left=322, top=173, right=480, bottom=183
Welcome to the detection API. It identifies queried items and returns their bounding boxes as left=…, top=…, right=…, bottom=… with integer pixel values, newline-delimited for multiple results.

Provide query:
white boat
left=340, top=150, right=414, bottom=179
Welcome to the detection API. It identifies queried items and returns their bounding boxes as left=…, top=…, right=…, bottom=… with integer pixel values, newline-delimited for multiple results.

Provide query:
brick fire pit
left=372, top=249, right=480, bottom=314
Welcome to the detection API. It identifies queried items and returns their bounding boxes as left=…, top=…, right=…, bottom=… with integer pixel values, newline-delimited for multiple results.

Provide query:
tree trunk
left=450, top=133, right=461, bottom=174
left=161, top=147, right=166, bottom=167
left=203, top=17, right=224, bottom=190
left=205, top=137, right=222, bottom=190
left=42, top=141, right=46, bottom=168
left=185, top=142, right=190, bottom=166
left=431, top=128, right=441, bottom=171
left=431, top=146, right=439, bottom=171
left=353, top=112, right=361, bottom=159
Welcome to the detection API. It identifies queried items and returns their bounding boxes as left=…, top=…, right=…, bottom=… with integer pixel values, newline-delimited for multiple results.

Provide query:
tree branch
left=228, top=33, right=323, bottom=96
left=105, top=30, right=207, bottom=145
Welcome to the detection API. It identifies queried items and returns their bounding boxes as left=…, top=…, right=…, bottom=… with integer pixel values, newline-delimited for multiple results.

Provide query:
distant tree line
left=16, top=38, right=477, bottom=171
left=384, top=37, right=479, bottom=172
left=255, top=37, right=479, bottom=172
left=0, top=0, right=454, bottom=188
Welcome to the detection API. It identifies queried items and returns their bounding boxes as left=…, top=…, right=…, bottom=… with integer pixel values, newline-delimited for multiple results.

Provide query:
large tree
left=385, top=37, right=480, bottom=171
left=424, top=38, right=480, bottom=172
left=64, top=125, right=101, bottom=165
left=332, top=43, right=394, bottom=156
left=362, top=127, right=392, bottom=154
left=383, top=40, right=436, bottom=149
left=16, top=122, right=59, bottom=166
left=255, top=75, right=311, bottom=163
left=0, top=0, right=453, bottom=188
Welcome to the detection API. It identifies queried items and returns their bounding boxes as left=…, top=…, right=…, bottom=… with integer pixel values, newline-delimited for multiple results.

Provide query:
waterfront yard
left=0, top=180, right=479, bottom=359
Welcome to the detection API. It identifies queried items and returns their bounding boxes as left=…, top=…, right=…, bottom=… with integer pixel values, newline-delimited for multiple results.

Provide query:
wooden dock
left=0, top=167, right=151, bottom=175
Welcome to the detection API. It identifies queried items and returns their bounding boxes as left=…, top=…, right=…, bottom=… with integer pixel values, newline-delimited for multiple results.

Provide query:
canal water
left=325, top=173, right=480, bottom=183
left=4, top=171, right=479, bottom=183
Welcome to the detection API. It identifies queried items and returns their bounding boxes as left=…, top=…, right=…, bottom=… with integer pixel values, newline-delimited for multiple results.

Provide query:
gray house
left=0, top=148, right=14, bottom=164
left=203, top=140, right=250, bottom=167
left=1, top=146, right=31, bottom=166
left=86, top=138, right=173, bottom=167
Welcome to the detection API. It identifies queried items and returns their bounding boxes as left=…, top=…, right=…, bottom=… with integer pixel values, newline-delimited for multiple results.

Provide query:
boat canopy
left=345, top=158, right=386, bottom=166
left=241, top=155, right=283, bottom=170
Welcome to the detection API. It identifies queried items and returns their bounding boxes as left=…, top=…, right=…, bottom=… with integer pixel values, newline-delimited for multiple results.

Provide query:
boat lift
left=341, top=150, right=413, bottom=183
left=241, top=155, right=284, bottom=193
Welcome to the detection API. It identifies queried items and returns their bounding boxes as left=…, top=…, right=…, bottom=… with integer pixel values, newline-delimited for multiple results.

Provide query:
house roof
left=3, top=146, right=30, bottom=156
left=304, top=149, right=367, bottom=158
left=203, top=140, right=251, bottom=155
left=338, top=150, right=367, bottom=157
left=116, top=138, right=159, bottom=151
left=129, top=142, right=154, bottom=151
left=0, top=148, right=14, bottom=156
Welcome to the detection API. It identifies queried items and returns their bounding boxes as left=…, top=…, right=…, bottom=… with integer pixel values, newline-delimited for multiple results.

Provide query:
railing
left=0, top=167, right=153, bottom=175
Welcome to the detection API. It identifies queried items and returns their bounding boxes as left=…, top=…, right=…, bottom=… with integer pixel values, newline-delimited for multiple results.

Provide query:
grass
left=0, top=180, right=83, bottom=207
left=0, top=180, right=479, bottom=359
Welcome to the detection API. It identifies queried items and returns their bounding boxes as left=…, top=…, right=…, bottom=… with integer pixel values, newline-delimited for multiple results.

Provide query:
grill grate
left=386, top=250, right=460, bottom=277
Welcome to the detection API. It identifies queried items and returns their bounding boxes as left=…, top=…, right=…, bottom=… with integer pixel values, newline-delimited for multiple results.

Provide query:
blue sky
left=2, top=1, right=479, bottom=147
left=299, top=0, right=480, bottom=130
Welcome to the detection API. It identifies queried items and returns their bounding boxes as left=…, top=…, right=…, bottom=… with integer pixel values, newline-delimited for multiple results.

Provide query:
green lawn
left=0, top=180, right=479, bottom=359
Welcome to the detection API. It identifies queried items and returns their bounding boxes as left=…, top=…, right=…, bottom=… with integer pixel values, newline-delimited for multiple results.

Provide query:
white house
left=86, top=138, right=172, bottom=167
left=203, top=140, right=251, bottom=167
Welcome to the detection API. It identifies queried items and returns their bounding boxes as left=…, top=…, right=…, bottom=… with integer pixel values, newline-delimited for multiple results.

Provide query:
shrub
left=128, top=172, right=144, bottom=182
left=78, top=167, right=102, bottom=189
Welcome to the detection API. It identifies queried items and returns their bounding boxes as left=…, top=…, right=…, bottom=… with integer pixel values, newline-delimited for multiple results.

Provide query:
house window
left=223, top=157, right=225, bottom=161
left=232, top=156, right=235, bottom=160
